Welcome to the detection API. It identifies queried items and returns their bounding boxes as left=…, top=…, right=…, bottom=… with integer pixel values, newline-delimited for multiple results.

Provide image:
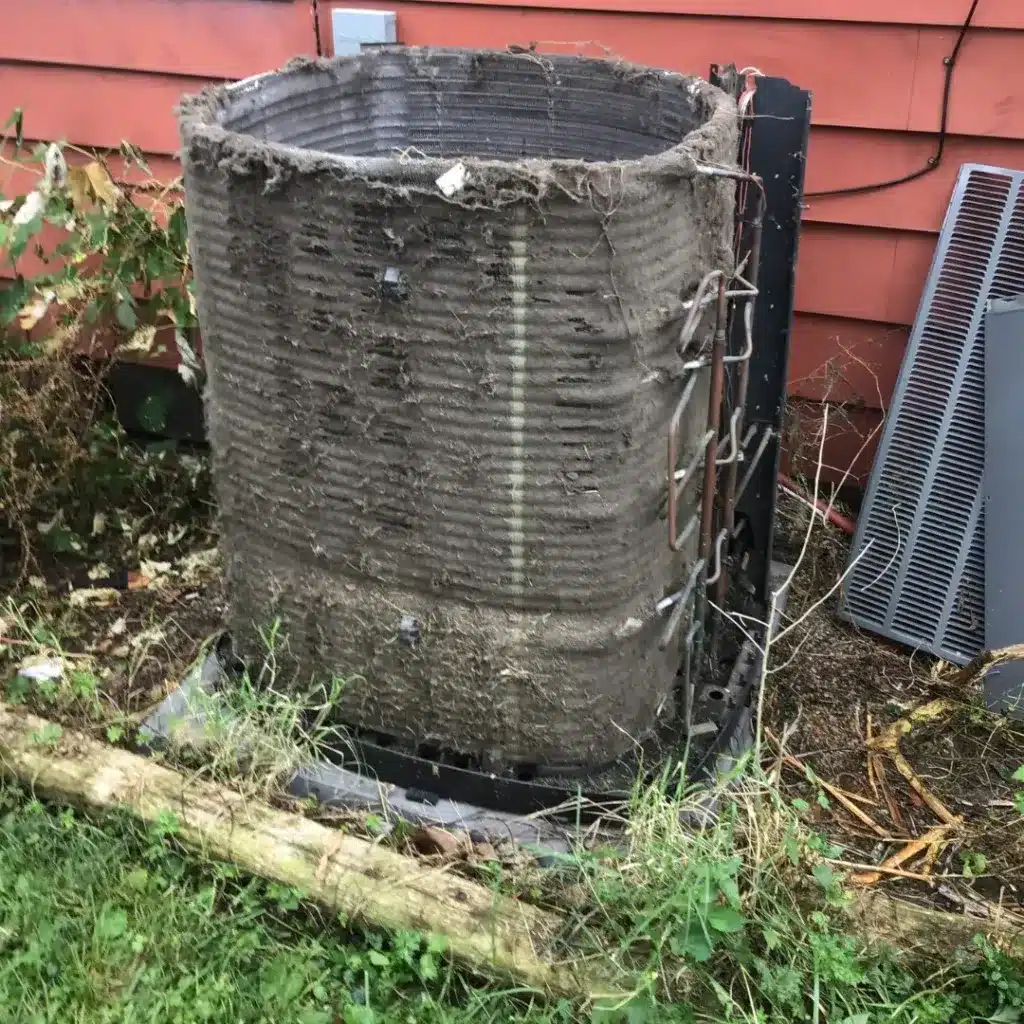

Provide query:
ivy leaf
left=812, top=863, right=837, bottom=890
left=95, top=904, right=128, bottom=940
left=707, top=905, right=746, bottom=934
left=4, top=108, right=24, bottom=149
left=31, top=723, right=62, bottom=746
left=167, top=206, right=188, bottom=254
left=85, top=211, right=110, bottom=251
left=115, top=296, right=137, bottom=331
left=674, top=925, right=714, bottom=963
left=1012, top=764, right=1024, bottom=783
left=145, top=247, right=169, bottom=283
left=0, top=280, right=29, bottom=326
left=418, top=952, right=438, bottom=981
left=627, top=996, right=656, bottom=1024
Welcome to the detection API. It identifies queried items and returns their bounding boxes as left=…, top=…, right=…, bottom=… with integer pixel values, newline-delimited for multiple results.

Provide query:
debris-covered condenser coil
left=178, top=48, right=739, bottom=767
left=841, top=164, right=1024, bottom=665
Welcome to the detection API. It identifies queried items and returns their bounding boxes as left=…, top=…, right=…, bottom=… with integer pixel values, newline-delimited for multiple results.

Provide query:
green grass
left=159, top=619, right=355, bottom=797
left=2, top=776, right=1023, bottom=1024
left=0, top=785, right=570, bottom=1024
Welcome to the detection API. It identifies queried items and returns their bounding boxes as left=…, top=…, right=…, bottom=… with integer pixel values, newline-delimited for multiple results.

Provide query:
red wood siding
left=0, top=1, right=316, bottom=160
left=3, top=0, right=1024, bottom=482
left=317, top=0, right=1024, bottom=481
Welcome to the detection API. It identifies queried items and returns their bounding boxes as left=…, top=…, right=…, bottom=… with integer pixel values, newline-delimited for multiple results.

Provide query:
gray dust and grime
left=178, top=47, right=738, bottom=768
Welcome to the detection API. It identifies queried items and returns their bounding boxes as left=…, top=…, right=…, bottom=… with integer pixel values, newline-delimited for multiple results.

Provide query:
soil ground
left=768, top=491, right=1024, bottom=916
left=2, top=438, right=1022, bottom=923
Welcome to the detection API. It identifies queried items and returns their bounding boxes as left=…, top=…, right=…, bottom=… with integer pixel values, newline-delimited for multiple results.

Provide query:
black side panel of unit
left=711, top=67, right=811, bottom=604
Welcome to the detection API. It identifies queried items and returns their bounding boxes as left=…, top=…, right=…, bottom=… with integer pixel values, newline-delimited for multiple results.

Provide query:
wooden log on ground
left=849, top=890, right=1024, bottom=960
left=0, top=706, right=620, bottom=999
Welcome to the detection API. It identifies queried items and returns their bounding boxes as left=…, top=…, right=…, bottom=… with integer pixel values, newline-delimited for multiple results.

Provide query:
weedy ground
left=1, top=132, right=1023, bottom=1023
left=769, top=491, right=1024, bottom=913
left=1, top=417, right=1023, bottom=1023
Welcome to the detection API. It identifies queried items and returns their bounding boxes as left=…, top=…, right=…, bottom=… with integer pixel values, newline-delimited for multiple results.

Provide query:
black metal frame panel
left=710, top=66, right=811, bottom=605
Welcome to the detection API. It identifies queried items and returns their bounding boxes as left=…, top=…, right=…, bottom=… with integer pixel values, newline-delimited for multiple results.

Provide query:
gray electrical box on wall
left=331, top=9, right=398, bottom=56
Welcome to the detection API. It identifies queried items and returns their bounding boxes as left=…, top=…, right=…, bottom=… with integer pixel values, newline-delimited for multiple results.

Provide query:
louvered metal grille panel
left=841, top=165, right=1024, bottom=665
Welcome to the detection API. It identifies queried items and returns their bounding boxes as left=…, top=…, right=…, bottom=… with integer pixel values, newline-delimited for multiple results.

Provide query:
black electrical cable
left=312, top=0, right=324, bottom=58
left=805, top=0, right=979, bottom=199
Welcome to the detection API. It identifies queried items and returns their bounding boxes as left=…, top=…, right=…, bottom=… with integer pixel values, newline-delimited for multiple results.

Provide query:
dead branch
left=832, top=860, right=947, bottom=884
left=889, top=749, right=960, bottom=826
left=848, top=823, right=957, bottom=886
left=868, top=700, right=961, bottom=827
left=945, top=644, right=1024, bottom=690
left=866, top=711, right=879, bottom=799
left=849, top=890, right=1024, bottom=961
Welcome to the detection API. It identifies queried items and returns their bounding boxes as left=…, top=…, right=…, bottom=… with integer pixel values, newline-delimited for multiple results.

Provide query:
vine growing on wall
left=0, top=108, right=202, bottom=573
left=0, top=107, right=197, bottom=374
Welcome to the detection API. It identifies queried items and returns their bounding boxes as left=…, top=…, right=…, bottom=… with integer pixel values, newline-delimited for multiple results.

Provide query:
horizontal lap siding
left=320, top=0, right=1024, bottom=480
left=0, top=1, right=316, bottom=303
left=0, top=0, right=316, bottom=78
left=4, top=0, right=1024, bottom=481
left=355, top=0, right=1024, bottom=29
left=0, top=0, right=317, bottom=164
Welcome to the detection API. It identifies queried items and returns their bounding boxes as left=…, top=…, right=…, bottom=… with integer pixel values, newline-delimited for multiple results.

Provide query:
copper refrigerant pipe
left=714, top=171, right=767, bottom=612
left=722, top=184, right=766, bottom=540
left=699, top=279, right=729, bottom=579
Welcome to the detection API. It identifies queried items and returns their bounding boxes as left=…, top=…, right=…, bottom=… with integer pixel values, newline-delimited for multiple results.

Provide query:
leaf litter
left=768, top=491, right=1024, bottom=917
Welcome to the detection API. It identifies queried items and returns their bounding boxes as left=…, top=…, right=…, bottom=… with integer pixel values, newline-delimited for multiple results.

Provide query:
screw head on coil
left=398, top=615, right=421, bottom=647
left=380, top=266, right=409, bottom=302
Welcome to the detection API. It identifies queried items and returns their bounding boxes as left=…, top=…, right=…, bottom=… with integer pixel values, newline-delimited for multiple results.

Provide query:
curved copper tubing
left=699, top=278, right=729, bottom=574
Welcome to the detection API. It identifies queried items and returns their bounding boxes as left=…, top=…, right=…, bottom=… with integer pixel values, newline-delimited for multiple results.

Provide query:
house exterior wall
left=3, top=0, right=1023, bottom=480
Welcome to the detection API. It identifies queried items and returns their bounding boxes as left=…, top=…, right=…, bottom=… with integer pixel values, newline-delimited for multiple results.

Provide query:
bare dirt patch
left=767, top=491, right=1024, bottom=916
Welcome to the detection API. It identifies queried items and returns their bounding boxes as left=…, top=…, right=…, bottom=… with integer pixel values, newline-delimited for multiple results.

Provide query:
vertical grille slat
left=840, top=165, right=1024, bottom=665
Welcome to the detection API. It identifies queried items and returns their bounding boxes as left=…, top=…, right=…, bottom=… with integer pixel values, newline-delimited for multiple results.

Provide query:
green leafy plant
left=0, top=119, right=195, bottom=356
left=1013, top=765, right=1024, bottom=816
left=0, top=113, right=202, bottom=572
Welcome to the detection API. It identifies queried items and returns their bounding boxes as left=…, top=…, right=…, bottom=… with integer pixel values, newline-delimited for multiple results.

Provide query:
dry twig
left=833, top=860, right=948, bottom=884
left=848, top=823, right=957, bottom=887
left=767, top=731, right=887, bottom=837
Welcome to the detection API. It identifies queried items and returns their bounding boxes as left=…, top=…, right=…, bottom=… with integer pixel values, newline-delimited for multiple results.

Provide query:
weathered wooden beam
left=0, top=706, right=620, bottom=999
left=849, top=890, right=1024, bottom=960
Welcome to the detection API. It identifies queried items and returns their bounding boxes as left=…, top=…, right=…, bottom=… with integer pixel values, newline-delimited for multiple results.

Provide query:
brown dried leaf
left=409, top=826, right=465, bottom=859
left=67, top=166, right=94, bottom=212
left=122, top=324, right=157, bottom=354
left=84, top=160, right=121, bottom=209
left=17, top=294, right=51, bottom=331
left=126, top=570, right=150, bottom=592
left=68, top=587, right=120, bottom=609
